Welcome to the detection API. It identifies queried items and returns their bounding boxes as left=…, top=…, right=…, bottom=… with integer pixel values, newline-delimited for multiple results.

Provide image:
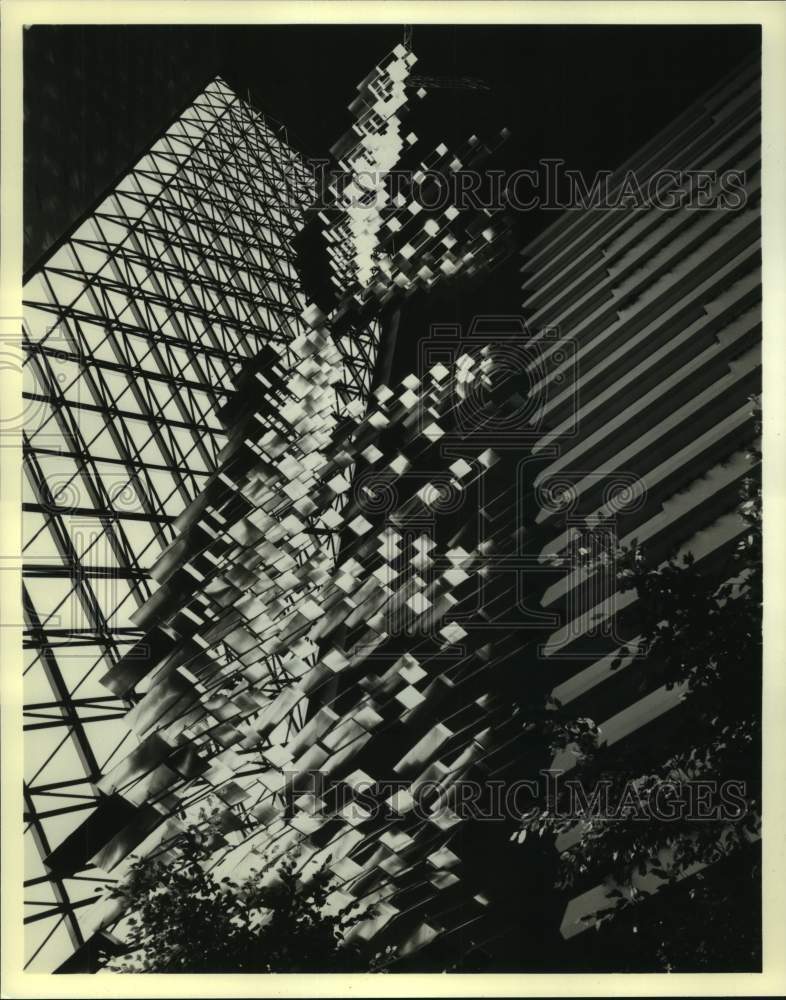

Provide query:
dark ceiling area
left=24, top=23, right=760, bottom=275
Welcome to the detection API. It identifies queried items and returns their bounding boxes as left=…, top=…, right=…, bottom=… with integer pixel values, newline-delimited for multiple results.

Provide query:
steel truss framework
left=21, top=78, right=378, bottom=972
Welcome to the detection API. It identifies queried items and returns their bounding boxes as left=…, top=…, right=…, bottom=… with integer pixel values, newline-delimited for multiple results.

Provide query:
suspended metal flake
left=23, top=47, right=518, bottom=973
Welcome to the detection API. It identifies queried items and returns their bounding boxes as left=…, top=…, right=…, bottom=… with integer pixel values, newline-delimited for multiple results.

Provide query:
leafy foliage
left=513, top=414, right=762, bottom=968
left=617, top=850, right=761, bottom=973
left=107, top=838, right=377, bottom=973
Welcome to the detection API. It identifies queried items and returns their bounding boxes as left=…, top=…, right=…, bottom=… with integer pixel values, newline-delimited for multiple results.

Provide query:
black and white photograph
left=1, top=1, right=784, bottom=992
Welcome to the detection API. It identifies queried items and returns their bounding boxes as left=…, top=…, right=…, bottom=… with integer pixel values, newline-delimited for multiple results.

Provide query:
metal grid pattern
left=20, top=77, right=376, bottom=972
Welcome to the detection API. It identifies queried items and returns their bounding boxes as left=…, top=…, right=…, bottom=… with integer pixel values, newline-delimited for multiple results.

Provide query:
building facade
left=22, top=52, right=760, bottom=974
